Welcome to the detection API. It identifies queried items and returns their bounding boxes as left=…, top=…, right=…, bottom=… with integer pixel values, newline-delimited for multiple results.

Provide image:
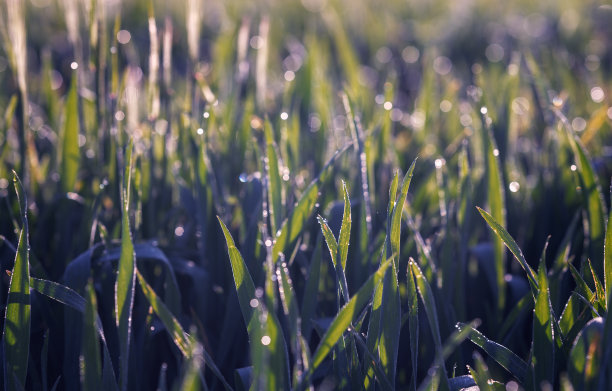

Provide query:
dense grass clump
left=1, top=0, right=612, bottom=389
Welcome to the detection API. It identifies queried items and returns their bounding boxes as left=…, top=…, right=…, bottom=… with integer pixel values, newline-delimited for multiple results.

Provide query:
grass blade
left=338, top=181, right=351, bottom=271
left=532, top=258, right=555, bottom=387
left=390, top=159, right=416, bottom=260
left=409, top=259, right=449, bottom=391
left=300, top=258, right=393, bottom=388
left=457, top=323, right=528, bottom=383
left=477, top=207, right=538, bottom=298
left=60, top=70, right=80, bottom=193
left=115, top=141, right=135, bottom=391
left=265, top=119, right=283, bottom=235
left=272, top=144, right=351, bottom=264
left=2, top=172, right=30, bottom=391
left=81, top=280, right=101, bottom=391
left=604, top=185, right=612, bottom=309
left=318, top=215, right=349, bottom=303
left=407, top=258, right=419, bottom=391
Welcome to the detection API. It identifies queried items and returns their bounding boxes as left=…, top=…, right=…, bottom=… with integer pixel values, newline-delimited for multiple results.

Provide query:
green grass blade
left=272, top=144, right=351, bottom=264
left=318, top=215, right=349, bottom=303
left=82, top=280, right=101, bottom=391
left=60, top=70, right=80, bottom=193
left=338, top=181, right=351, bottom=271
left=457, top=323, right=528, bottom=383
left=217, top=217, right=256, bottom=333
left=390, top=159, right=416, bottom=260
left=477, top=207, right=538, bottom=298
left=2, top=172, right=30, bottom=391
left=115, top=141, right=135, bottom=391
left=265, top=119, right=283, bottom=235
left=606, top=186, right=612, bottom=309
left=409, top=259, right=449, bottom=391
left=407, top=258, right=419, bottom=391
left=532, top=258, right=555, bottom=387
left=483, top=123, right=506, bottom=316
left=301, top=258, right=393, bottom=387
left=467, top=352, right=492, bottom=391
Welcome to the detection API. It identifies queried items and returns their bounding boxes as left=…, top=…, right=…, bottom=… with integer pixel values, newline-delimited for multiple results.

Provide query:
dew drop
left=249, top=299, right=259, bottom=308
left=570, top=164, right=577, bottom=171
left=493, top=149, right=499, bottom=157
left=480, top=106, right=488, bottom=115
left=196, top=128, right=204, bottom=135
left=203, top=111, right=210, bottom=119
left=280, top=112, right=289, bottom=120
left=509, top=181, right=520, bottom=193
left=70, top=61, right=78, bottom=70
left=264, top=239, right=273, bottom=247
left=239, top=173, right=248, bottom=182
left=434, top=158, right=445, bottom=169
left=261, top=336, right=271, bottom=346
left=175, top=226, right=184, bottom=237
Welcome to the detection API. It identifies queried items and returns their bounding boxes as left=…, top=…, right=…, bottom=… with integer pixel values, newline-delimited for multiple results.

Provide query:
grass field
left=1, top=0, right=612, bottom=389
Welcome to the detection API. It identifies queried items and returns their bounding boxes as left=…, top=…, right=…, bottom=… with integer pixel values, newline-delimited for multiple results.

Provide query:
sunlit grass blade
left=136, top=270, right=232, bottom=390
left=318, top=215, right=349, bottom=303
left=82, top=280, right=101, bottom=391
left=390, top=159, right=416, bottom=260
left=115, top=141, right=135, bottom=391
left=60, top=70, right=80, bottom=193
left=532, top=257, right=555, bottom=387
left=605, top=186, right=612, bottom=309
left=338, top=181, right=351, bottom=271
left=456, top=323, right=528, bottom=384
left=272, top=144, right=352, bottom=264
left=568, top=317, right=604, bottom=391
left=477, top=207, right=538, bottom=298
left=407, top=257, right=419, bottom=391
left=219, top=217, right=289, bottom=389
left=467, top=353, right=492, bottom=391
left=265, top=119, right=283, bottom=235
left=2, top=172, right=30, bottom=391
left=299, top=258, right=393, bottom=389
left=217, top=217, right=256, bottom=332
left=409, top=259, right=449, bottom=391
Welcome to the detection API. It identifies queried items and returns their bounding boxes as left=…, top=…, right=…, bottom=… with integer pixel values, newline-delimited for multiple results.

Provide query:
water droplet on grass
left=239, top=173, right=248, bottom=182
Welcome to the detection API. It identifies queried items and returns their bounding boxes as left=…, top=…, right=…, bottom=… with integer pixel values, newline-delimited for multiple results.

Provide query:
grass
left=1, top=0, right=612, bottom=389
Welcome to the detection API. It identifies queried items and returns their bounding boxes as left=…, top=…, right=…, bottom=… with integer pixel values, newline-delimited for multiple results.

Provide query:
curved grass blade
left=136, top=270, right=232, bottom=390
left=409, top=259, right=449, bottom=391
left=606, top=185, right=612, bottom=308
left=467, top=352, right=492, bottom=391
left=217, top=217, right=256, bottom=332
left=477, top=207, right=538, bottom=298
left=82, top=280, right=101, bottom=391
left=115, top=141, right=135, bottom=391
left=456, top=323, right=528, bottom=383
left=532, top=258, right=555, bottom=387
left=299, top=258, right=393, bottom=389
left=2, top=172, right=30, bottom=391
left=60, top=70, right=80, bottom=193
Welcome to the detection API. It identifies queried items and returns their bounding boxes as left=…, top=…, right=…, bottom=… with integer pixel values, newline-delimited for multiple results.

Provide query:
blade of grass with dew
left=407, top=257, right=419, bottom=391
left=364, top=173, right=396, bottom=390
left=265, top=119, right=283, bottom=235
left=299, top=258, right=393, bottom=389
left=276, top=259, right=311, bottom=387
left=271, top=144, right=351, bottom=265
left=136, top=270, right=232, bottom=390
left=219, top=217, right=289, bottom=389
left=115, top=141, right=135, bottom=391
left=587, top=259, right=606, bottom=311
left=532, top=257, right=555, bottom=387
left=338, top=181, right=351, bottom=271
left=556, top=110, right=607, bottom=282
left=483, top=119, right=506, bottom=318
left=82, top=280, right=101, bottom=391
left=318, top=215, right=349, bottom=303
left=217, top=218, right=256, bottom=332
left=602, top=187, right=612, bottom=390
left=409, top=259, right=449, bottom=391
left=60, top=70, right=80, bottom=193
left=2, top=172, right=30, bottom=391
left=477, top=207, right=539, bottom=298
left=456, top=323, right=528, bottom=384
